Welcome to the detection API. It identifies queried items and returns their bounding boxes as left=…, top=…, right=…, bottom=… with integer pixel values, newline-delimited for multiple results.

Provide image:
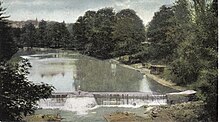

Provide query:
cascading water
left=38, top=96, right=97, bottom=115
left=139, top=75, right=152, bottom=93
left=94, top=93, right=167, bottom=107
left=62, top=97, right=97, bottom=115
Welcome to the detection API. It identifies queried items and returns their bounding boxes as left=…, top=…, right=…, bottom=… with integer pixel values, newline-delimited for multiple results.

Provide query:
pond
left=18, top=49, right=176, bottom=94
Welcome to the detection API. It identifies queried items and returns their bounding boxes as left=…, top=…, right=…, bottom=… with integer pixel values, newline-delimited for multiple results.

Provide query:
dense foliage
left=0, top=60, right=54, bottom=120
left=145, top=0, right=217, bottom=121
left=72, top=8, right=146, bottom=59
left=72, top=8, right=116, bottom=58
left=0, top=2, right=17, bottom=61
left=146, top=5, right=175, bottom=63
left=0, top=2, right=54, bottom=121
left=13, top=21, right=71, bottom=49
left=11, top=8, right=146, bottom=60
left=113, top=9, right=146, bottom=57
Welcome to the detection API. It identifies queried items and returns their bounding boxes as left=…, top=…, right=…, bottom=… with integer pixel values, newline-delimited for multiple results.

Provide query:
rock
left=125, top=112, right=129, bottom=116
left=152, top=110, right=159, bottom=118
left=142, top=105, right=148, bottom=108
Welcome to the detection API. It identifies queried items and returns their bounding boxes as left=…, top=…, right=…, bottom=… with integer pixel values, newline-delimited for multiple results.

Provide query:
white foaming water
left=99, top=97, right=167, bottom=106
left=38, top=96, right=166, bottom=115
left=62, top=97, right=97, bottom=115
left=140, top=75, right=152, bottom=93
left=38, top=97, right=97, bottom=115
left=20, top=56, right=32, bottom=59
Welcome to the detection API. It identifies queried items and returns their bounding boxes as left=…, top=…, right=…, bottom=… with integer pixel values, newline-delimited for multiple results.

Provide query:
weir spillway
left=49, top=91, right=167, bottom=106
left=37, top=91, right=173, bottom=115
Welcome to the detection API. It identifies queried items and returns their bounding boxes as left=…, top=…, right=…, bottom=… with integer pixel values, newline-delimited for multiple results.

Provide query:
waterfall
left=37, top=97, right=97, bottom=115
left=62, top=97, right=97, bottom=115
left=139, top=75, right=152, bottom=93
left=38, top=92, right=167, bottom=115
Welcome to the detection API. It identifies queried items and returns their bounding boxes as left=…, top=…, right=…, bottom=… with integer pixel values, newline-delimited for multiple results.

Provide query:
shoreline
left=17, top=47, right=185, bottom=92
left=110, top=59, right=186, bottom=91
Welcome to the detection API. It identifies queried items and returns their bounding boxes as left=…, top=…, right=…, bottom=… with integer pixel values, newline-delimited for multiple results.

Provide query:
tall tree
left=167, top=0, right=202, bottom=85
left=36, top=20, right=47, bottom=47
left=11, top=28, right=22, bottom=48
left=0, top=60, right=54, bottom=121
left=146, top=5, right=175, bottom=63
left=113, top=9, right=146, bottom=57
left=0, top=3, right=54, bottom=121
left=72, top=8, right=116, bottom=59
left=88, top=8, right=116, bottom=58
left=20, top=23, right=37, bottom=48
left=59, top=21, right=71, bottom=48
left=192, top=0, right=218, bottom=121
left=72, top=11, right=96, bottom=51
left=0, top=2, right=17, bottom=61
left=46, top=22, right=70, bottom=48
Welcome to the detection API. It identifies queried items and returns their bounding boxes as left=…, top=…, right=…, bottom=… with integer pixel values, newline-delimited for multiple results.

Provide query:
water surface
left=19, top=50, right=176, bottom=93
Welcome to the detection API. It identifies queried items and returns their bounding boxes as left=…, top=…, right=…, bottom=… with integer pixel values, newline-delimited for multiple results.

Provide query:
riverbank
left=25, top=101, right=203, bottom=122
left=110, top=59, right=185, bottom=91
left=104, top=101, right=204, bottom=122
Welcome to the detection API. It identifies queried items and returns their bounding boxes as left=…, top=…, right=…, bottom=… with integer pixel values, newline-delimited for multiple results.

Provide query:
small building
left=149, top=65, right=166, bottom=75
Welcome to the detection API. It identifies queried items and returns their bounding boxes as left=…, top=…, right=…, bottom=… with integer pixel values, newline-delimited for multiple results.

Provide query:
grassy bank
left=111, top=59, right=186, bottom=91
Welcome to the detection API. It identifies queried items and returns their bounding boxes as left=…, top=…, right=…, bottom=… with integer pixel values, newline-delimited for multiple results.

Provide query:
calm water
left=19, top=50, right=176, bottom=93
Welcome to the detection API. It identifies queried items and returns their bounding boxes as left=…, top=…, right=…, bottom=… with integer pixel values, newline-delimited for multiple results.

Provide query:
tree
left=88, top=8, right=116, bottom=58
left=113, top=9, right=146, bottom=57
left=46, top=22, right=70, bottom=48
left=11, top=27, right=22, bottom=48
left=72, top=8, right=145, bottom=59
left=192, top=0, right=218, bottom=121
left=72, top=11, right=96, bottom=51
left=72, top=8, right=116, bottom=59
left=20, top=23, right=37, bottom=48
left=163, top=0, right=202, bottom=85
left=0, top=60, right=54, bottom=121
left=151, top=0, right=217, bottom=120
left=36, top=20, right=47, bottom=47
left=72, top=16, right=88, bottom=51
left=59, top=21, right=71, bottom=48
left=0, top=3, right=54, bottom=121
left=146, top=5, right=175, bottom=63
left=0, top=2, right=17, bottom=61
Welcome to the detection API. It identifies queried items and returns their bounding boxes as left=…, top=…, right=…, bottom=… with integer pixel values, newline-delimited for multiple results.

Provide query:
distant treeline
left=11, top=8, right=146, bottom=59
left=11, top=21, right=71, bottom=49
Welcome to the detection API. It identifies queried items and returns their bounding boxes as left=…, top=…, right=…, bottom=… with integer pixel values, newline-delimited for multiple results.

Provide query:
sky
left=2, top=0, right=175, bottom=25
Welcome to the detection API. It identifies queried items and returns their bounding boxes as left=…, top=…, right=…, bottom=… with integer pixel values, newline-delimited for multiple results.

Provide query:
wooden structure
left=149, top=65, right=166, bottom=75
